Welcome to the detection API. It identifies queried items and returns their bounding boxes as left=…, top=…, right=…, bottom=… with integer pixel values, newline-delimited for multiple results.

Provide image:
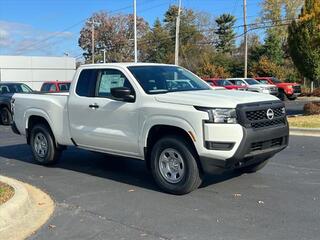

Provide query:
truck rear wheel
left=150, top=136, right=202, bottom=195
left=30, top=124, right=61, bottom=165
left=0, top=107, right=12, bottom=125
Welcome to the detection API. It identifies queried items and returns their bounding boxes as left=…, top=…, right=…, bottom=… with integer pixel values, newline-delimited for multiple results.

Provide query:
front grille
left=251, top=118, right=286, bottom=128
left=250, top=137, right=283, bottom=152
left=246, top=107, right=284, bottom=121
left=269, top=87, right=278, bottom=91
left=237, top=101, right=287, bottom=129
left=293, top=85, right=301, bottom=93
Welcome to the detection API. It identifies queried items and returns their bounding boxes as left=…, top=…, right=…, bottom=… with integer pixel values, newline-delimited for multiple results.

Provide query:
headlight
left=262, top=89, right=270, bottom=93
left=195, top=107, right=237, bottom=124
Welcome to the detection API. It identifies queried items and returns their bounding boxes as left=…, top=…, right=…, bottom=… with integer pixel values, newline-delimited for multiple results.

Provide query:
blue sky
left=0, top=0, right=262, bottom=58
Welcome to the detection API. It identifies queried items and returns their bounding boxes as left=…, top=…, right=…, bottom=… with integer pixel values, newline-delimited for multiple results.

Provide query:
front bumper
left=199, top=124, right=289, bottom=174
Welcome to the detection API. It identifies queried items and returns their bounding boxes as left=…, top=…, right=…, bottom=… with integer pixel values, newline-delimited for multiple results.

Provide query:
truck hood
left=276, top=82, right=300, bottom=87
left=154, top=90, right=279, bottom=108
left=249, top=84, right=277, bottom=89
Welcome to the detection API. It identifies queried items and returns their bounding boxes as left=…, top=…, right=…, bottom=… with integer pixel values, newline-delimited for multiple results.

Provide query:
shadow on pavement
left=0, top=143, right=239, bottom=193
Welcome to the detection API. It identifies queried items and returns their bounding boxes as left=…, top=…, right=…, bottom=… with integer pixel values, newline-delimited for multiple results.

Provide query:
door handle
left=89, top=103, right=99, bottom=109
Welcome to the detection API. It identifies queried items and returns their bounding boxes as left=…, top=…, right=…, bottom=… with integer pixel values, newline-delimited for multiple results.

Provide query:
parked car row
left=202, top=77, right=301, bottom=100
left=0, top=81, right=71, bottom=125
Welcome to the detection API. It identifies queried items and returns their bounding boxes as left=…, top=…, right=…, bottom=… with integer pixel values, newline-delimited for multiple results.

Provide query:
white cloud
left=0, top=20, right=73, bottom=55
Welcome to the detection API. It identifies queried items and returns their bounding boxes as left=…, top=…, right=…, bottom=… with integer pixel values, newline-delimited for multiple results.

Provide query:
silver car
left=227, top=78, right=278, bottom=96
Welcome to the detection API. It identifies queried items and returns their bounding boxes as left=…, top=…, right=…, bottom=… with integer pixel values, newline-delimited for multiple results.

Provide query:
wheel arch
left=26, top=115, right=57, bottom=147
left=144, top=124, right=201, bottom=172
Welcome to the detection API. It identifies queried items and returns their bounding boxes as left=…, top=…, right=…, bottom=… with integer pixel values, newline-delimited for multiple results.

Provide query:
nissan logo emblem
left=266, top=108, right=274, bottom=120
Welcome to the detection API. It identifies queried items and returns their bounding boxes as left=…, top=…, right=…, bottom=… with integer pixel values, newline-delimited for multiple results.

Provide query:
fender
left=139, top=115, right=199, bottom=157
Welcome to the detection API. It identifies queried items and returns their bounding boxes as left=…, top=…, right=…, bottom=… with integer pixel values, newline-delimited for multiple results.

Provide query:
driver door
left=69, top=68, right=140, bottom=157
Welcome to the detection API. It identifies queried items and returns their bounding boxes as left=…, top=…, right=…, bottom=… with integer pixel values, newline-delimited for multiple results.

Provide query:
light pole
left=174, top=0, right=182, bottom=65
left=134, top=0, right=137, bottom=63
left=243, top=0, right=248, bottom=78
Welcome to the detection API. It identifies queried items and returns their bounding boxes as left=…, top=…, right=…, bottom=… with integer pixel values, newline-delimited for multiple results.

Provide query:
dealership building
left=0, top=55, right=76, bottom=90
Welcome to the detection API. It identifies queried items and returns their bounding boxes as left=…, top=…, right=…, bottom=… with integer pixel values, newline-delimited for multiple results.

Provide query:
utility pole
left=91, top=20, right=95, bottom=64
left=243, top=0, right=248, bottom=78
left=134, top=0, right=137, bottom=63
left=174, top=0, right=182, bottom=65
left=102, top=49, right=106, bottom=63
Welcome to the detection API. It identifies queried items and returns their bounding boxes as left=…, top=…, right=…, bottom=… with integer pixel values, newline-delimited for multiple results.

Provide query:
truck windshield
left=216, top=80, right=232, bottom=86
left=58, top=83, right=71, bottom=91
left=245, top=78, right=260, bottom=85
left=0, top=83, right=32, bottom=94
left=272, top=78, right=282, bottom=84
left=128, top=66, right=210, bottom=94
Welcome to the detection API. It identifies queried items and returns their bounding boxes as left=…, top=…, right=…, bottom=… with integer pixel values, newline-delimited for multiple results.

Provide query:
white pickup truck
left=11, top=63, right=289, bottom=194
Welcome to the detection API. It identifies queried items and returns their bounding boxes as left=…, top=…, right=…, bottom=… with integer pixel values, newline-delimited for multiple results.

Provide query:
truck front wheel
left=30, top=124, right=61, bottom=165
left=150, top=136, right=202, bottom=195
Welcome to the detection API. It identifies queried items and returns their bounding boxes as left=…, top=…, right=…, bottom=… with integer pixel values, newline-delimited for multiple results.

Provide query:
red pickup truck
left=203, top=78, right=247, bottom=91
left=255, top=77, right=301, bottom=100
left=40, top=81, right=71, bottom=92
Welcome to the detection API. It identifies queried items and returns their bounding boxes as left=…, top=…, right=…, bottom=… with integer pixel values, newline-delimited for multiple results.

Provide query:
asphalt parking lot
left=0, top=125, right=319, bottom=240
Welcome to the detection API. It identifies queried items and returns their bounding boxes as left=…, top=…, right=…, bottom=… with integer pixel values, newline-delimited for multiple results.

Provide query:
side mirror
left=111, top=87, right=135, bottom=102
left=241, top=83, right=246, bottom=86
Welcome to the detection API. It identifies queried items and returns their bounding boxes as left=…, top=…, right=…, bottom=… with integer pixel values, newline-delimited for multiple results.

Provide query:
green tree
left=214, top=13, right=236, bottom=54
left=288, top=0, right=320, bottom=83
left=163, top=5, right=204, bottom=67
left=139, top=18, right=171, bottom=63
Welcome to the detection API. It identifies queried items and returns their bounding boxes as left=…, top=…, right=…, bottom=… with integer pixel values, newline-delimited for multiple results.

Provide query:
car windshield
left=0, top=83, right=32, bottom=94
left=272, top=78, right=282, bottom=84
left=216, top=80, right=232, bottom=86
left=128, top=65, right=210, bottom=94
left=58, top=83, right=71, bottom=91
left=245, top=78, right=260, bottom=85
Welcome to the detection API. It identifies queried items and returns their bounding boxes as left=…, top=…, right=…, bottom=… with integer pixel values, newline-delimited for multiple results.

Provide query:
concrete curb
left=0, top=176, right=31, bottom=229
left=0, top=175, right=54, bottom=240
left=290, top=127, right=320, bottom=137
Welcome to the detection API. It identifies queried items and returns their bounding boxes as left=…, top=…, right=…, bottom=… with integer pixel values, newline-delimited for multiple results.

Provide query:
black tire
left=278, top=90, right=287, bottom=101
left=30, top=124, right=61, bottom=165
left=0, top=107, right=12, bottom=125
left=235, top=158, right=270, bottom=174
left=150, top=135, right=202, bottom=195
left=287, top=95, right=297, bottom=101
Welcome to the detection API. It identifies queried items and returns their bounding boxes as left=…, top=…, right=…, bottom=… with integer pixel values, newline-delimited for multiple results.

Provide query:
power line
left=17, top=4, right=135, bottom=54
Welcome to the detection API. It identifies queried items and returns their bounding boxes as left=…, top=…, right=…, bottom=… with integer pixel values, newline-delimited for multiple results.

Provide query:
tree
left=288, top=0, right=320, bottom=83
left=139, top=18, right=171, bottom=63
left=78, top=11, right=149, bottom=63
left=214, top=13, right=236, bottom=54
left=162, top=5, right=205, bottom=67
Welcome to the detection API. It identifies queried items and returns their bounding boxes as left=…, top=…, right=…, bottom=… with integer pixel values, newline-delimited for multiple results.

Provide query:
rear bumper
left=199, top=124, right=289, bottom=174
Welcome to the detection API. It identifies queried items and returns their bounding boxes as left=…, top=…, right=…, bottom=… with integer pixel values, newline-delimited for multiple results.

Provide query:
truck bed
left=13, top=92, right=72, bottom=145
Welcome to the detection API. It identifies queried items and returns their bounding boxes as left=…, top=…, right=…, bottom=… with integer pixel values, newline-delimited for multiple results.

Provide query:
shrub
left=304, top=101, right=320, bottom=115
left=313, top=88, right=320, bottom=97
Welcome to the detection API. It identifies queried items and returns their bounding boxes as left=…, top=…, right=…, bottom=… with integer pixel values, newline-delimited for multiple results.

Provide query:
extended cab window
left=76, top=69, right=97, bottom=97
left=95, top=69, right=133, bottom=98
